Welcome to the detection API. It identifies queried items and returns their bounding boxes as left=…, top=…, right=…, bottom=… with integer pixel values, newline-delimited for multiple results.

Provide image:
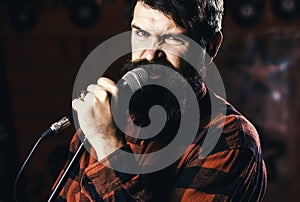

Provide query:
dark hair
left=130, top=0, right=224, bottom=43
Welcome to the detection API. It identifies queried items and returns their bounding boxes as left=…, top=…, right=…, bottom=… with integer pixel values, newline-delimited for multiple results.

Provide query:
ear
left=206, top=31, right=223, bottom=59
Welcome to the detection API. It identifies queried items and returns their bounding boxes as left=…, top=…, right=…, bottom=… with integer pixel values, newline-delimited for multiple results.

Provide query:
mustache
left=121, top=58, right=203, bottom=82
left=121, top=58, right=176, bottom=76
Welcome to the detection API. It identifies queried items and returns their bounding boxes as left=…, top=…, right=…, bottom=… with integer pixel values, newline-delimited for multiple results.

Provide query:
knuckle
left=111, top=86, right=119, bottom=95
left=95, top=89, right=108, bottom=102
left=87, top=84, right=96, bottom=93
left=97, top=77, right=105, bottom=85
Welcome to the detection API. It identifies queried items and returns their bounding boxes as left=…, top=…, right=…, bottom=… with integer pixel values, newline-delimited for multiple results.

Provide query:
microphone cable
left=13, top=114, right=73, bottom=202
left=13, top=135, right=43, bottom=202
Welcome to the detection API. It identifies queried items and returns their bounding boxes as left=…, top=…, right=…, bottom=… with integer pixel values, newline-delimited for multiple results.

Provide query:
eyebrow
left=131, top=24, right=142, bottom=30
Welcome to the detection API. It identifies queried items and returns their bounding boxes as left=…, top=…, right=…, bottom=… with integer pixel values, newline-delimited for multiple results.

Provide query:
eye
left=137, top=30, right=149, bottom=37
left=134, top=29, right=150, bottom=40
left=164, top=35, right=185, bottom=46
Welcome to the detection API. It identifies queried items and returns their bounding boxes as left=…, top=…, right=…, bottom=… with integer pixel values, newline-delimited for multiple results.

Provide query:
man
left=53, top=0, right=267, bottom=201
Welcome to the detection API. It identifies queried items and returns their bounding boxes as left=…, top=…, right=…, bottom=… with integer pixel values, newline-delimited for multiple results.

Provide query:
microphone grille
left=122, top=68, right=148, bottom=91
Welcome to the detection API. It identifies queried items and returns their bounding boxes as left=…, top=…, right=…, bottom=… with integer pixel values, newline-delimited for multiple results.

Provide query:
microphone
left=41, top=68, right=149, bottom=139
left=118, top=67, right=148, bottom=91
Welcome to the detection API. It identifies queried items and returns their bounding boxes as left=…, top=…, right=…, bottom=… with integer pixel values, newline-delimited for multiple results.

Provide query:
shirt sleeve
left=78, top=144, right=152, bottom=201
left=54, top=133, right=152, bottom=201
left=169, top=147, right=267, bottom=201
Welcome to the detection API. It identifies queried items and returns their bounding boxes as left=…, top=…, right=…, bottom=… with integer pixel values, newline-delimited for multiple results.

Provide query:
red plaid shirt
left=52, top=88, right=267, bottom=201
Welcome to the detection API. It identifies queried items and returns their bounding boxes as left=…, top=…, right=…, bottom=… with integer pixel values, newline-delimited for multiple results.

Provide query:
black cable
left=13, top=136, right=43, bottom=202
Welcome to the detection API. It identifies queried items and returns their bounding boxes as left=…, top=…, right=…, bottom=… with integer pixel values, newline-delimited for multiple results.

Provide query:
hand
left=72, top=77, right=125, bottom=160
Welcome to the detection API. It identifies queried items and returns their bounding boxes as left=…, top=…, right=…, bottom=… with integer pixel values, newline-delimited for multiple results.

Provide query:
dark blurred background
left=0, top=0, right=299, bottom=201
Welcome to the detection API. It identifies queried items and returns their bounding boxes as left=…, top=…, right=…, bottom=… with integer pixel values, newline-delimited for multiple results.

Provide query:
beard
left=121, top=58, right=204, bottom=143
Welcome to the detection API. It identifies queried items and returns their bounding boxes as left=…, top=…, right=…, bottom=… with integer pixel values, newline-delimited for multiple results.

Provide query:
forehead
left=131, top=1, right=185, bottom=33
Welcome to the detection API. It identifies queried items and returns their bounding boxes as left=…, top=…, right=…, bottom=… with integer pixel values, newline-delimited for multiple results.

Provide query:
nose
left=144, top=48, right=166, bottom=61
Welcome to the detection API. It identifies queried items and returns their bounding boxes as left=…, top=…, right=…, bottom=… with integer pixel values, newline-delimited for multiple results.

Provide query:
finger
left=87, top=84, right=109, bottom=103
left=94, top=86, right=109, bottom=103
left=72, top=91, right=94, bottom=110
left=83, top=91, right=96, bottom=103
left=72, top=98, right=84, bottom=111
left=86, top=84, right=98, bottom=95
left=97, top=77, right=118, bottom=97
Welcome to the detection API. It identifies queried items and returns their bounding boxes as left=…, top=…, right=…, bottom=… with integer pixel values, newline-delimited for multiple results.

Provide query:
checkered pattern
left=52, top=88, right=267, bottom=201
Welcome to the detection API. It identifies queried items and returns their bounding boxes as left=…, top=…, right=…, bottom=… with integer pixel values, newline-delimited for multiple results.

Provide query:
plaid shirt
left=52, top=87, right=267, bottom=201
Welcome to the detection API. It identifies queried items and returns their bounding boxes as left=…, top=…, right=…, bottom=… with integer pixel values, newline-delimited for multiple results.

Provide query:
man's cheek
left=131, top=51, right=140, bottom=61
left=166, top=55, right=181, bottom=69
